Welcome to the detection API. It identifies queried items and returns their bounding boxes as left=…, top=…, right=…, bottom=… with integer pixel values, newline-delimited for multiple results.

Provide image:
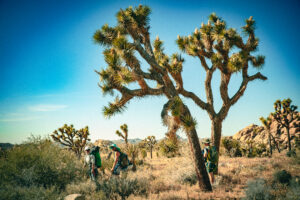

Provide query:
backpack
left=90, top=146, right=102, bottom=168
left=207, top=146, right=218, bottom=163
left=118, top=151, right=129, bottom=168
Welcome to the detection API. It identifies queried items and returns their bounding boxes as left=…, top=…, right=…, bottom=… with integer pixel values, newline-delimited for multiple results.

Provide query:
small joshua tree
left=260, top=116, right=273, bottom=155
left=116, top=124, right=128, bottom=146
left=51, top=124, right=90, bottom=158
left=272, top=98, right=299, bottom=151
left=115, top=123, right=138, bottom=171
left=145, top=136, right=157, bottom=159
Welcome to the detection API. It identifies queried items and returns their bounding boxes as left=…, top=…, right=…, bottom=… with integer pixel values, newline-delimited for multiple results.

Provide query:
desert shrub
left=98, top=177, right=148, bottom=200
left=285, top=177, right=300, bottom=200
left=178, top=171, right=197, bottom=186
left=243, top=178, right=273, bottom=200
left=221, top=138, right=242, bottom=157
left=65, top=180, right=97, bottom=196
left=100, top=157, right=114, bottom=173
left=286, top=150, right=296, bottom=157
left=0, top=185, right=62, bottom=200
left=273, top=170, right=292, bottom=185
left=0, top=137, right=84, bottom=199
left=159, top=138, right=180, bottom=158
left=141, top=149, right=147, bottom=159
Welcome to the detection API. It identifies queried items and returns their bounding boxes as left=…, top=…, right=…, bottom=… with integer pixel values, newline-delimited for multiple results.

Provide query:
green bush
left=159, top=138, right=180, bottom=158
left=141, top=149, right=147, bottom=159
left=0, top=137, right=84, bottom=199
left=0, top=185, right=62, bottom=200
left=243, top=178, right=273, bottom=200
left=273, top=170, right=292, bottom=185
left=221, top=138, right=242, bottom=157
left=285, top=177, right=300, bottom=200
left=286, top=150, right=296, bottom=157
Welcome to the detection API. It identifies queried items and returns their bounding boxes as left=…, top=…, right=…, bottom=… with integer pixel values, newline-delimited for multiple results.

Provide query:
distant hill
left=94, top=138, right=142, bottom=147
left=0, top=143, right=14, bottom=150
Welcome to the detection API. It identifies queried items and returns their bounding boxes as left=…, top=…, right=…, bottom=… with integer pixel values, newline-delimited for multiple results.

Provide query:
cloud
left=0, top=116, right=40, bottom=122
left=29, top=104, right=68, bottom=112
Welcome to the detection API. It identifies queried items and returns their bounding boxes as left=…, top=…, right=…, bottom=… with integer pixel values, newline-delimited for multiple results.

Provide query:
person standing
left=84, top=146, right=98, bottom=181
left=203, top=139, right=218, bottom=184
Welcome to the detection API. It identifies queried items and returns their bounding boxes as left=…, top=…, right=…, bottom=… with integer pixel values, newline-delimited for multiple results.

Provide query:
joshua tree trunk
left=286, top=127, right=292, bottom=151
left=270, top=134, right=281, bottom=153
left=268, top=131, right=272, bottom=156
left=211, top=119, right=222, bottom=154
left=150, top=146, right=153, bottom=159
left=182, top=105, right=212, bottom=191
left=211, top=118, right=222, bottom=173
left=186, top=127, right=212, bottom=191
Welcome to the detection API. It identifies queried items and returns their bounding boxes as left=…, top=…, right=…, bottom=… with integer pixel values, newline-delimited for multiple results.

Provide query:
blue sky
left=0, top=0, right=299, bottom=143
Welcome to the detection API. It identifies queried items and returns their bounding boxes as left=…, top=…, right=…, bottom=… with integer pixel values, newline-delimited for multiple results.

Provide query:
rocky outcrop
left=64, top=194, right=84, bottom=200
left=233, top=113, right=300, bottom=148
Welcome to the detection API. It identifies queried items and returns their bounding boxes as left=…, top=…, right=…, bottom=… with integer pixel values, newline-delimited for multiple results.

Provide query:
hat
left=109, top=144, right=120, bottom=151
left=204, top=138, right=211, bottom=144
left=84, top=146, right=90, bottom=151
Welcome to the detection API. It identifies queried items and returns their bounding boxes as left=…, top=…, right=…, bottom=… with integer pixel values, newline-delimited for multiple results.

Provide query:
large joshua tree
left=272, top=98, right=298, bottom=151
left=176, top=13, right=267, bottom=157
left=94, top=5, right=212, bottom=191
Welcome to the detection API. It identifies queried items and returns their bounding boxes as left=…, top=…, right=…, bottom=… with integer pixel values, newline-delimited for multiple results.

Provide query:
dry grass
left=110, top=145, right=300, bottom=200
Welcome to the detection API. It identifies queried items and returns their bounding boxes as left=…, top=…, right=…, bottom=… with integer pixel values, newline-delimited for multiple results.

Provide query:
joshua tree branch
left=179, top=88, right=209, bottom=111
left=248, top=72, right=267, bottom=81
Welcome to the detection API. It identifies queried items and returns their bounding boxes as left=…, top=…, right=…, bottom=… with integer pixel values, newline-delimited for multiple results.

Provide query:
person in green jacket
left=203, top=139, right=218, bottom=184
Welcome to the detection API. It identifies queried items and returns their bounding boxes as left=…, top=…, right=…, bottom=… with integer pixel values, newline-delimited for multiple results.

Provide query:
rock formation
left=233, top=113, right=300, bottom=149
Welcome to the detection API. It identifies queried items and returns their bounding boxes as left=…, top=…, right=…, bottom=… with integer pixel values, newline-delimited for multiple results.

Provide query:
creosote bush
left=243, top=178, right=273, bottom=200
left=98, top=176, right=148, bottom=200
left=0, top=137, right=83, bottom=199
left=273, top=170, right=292, bottom=185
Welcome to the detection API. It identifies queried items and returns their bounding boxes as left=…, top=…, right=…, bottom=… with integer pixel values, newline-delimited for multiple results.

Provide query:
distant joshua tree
left=272, top=98, right=298, bottom=151
left=115, top=123, right=138, bottom=171
left=144, top=136, right=157, bottom=159
left=51, top=124, right=90, bottom=158
left=260, top=116, right=273, bottom=155
left=116, top=124, right=128, bottom=146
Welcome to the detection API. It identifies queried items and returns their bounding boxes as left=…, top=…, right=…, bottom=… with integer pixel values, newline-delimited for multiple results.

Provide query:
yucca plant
left=272, top=98, right=299, bottom=152
left=94, top=5, right=211, bottom=191
left=50, top=124, right=90, bottom=158
left=176, top=13, right=267, bottom=168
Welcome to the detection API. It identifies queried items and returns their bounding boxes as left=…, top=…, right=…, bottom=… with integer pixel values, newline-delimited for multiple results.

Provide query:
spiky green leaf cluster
left=251, top=55, right=265, bottom=68
left=153, top=36, right=170, bottom=67
left=228, top=53, right=245, bottom=72
left=181, top=115, right=197, bottom=131
left=242, top=16, right=256, bottom=35
left=103, top=101, right=126, bottom=118
left=259, top=116, right=272, bottom=129
left=170, top=53, right=184, bottom=73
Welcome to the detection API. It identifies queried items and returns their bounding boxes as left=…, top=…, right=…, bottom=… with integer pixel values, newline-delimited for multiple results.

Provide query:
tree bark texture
left=186, top=128, right=212, bottom=191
